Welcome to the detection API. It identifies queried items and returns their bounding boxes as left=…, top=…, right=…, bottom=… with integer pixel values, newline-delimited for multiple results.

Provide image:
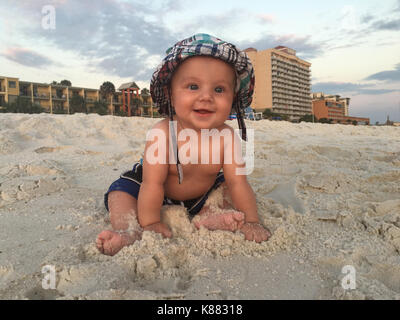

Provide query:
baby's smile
left=194, top=108, right=215, bottom=115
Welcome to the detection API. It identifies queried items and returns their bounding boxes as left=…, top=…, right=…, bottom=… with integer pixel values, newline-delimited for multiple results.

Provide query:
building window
left=9, top=81, right=16, bottom=88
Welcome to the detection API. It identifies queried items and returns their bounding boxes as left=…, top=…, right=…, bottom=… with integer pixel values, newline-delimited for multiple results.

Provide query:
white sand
left=0, top=113, right=399, bottom=300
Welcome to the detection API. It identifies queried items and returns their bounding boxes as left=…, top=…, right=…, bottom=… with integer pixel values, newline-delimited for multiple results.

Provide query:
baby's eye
left=188, top=84, right=198, bottom=90
left=215, top=87, right=224, bottom=93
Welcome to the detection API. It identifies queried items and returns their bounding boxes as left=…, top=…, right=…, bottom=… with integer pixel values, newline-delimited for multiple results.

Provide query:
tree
left=262, top=108, right=274, bottom=119
left=115, top=109, right=128, bottom=117
left=141, top=88, right=150, bottom=96
left=99, top=81, right=115, bottom=100
left=352, top=120, right=358, bottom=125
left=99, top=81, right=115, bottom=114
left=299, top=114, right=315, bottom=122
left=133, top=97, right=143, bottom=115
left=140, top=88, right=151, bottom=115
left=262, top=108, right=290, bottom=121
left=319, top=118, right=330, bottom=123
left=92, top=101, right=108, bottom=115
left=60, top=80, right=72, bottom=86
left=69, top=95, right=86, bottom=113
left=262, top=108, right=289, bottom=121
left=1, top=97, right=44, bottom=114
left=51, top=80, right=72, bottom=86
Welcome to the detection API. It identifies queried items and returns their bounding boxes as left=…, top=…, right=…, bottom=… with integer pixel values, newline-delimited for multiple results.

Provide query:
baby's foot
left=96, top=230, right=141, bottom=256
left=194, top=209, right=245, bottom=232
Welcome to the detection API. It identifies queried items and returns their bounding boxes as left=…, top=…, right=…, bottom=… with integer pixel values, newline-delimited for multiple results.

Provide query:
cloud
left=359, top=1, right=400, bottom=32
left=364, top=63, right=400, bottom=82
left=4, top=0, right=180, bottom=81
left=257, top=14, right=276, bottom=24
left=1, top=47, right=55, bottom=67
left=175, top=8, right=249, bottom=36
left=162, top=0, right=183, bottom=12
left=312, top=81, right=399, bottom=95
left=0, top=1, right=327, bottom=81
left=360, top=14, right=374, bottom=24
left=371, top=18, right=400, bottom=31
left=239, top=34, right=325, bottom=60
left=350, top=91, right=400, bottom=123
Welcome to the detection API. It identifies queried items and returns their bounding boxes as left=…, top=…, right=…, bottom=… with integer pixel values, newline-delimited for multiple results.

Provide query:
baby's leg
left=193, top=183, right=245, bottom=232
left=96, top=191, right=142, bottom=256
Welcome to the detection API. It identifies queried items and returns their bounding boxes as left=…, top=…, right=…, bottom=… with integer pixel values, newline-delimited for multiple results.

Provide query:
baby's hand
left=144, top=222, right=172, bottom=239
left=240, top=222, right=271, bottom=243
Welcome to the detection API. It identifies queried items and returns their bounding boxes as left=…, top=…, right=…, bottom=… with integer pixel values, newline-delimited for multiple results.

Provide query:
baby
left=96, top=34, right=271, bottom=256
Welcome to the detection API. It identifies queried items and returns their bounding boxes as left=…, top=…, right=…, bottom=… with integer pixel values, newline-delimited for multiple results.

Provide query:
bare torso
left=157, top=118, right=228, bottom=200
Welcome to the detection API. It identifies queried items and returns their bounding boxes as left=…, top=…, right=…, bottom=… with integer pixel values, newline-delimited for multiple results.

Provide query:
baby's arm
left=223, top=128, right=270, bottom=242
left=138, top=172, right=172, bottom=238
left=137, top=122, right=172, bottom=238
left=224, top=168, right=270, bottom=242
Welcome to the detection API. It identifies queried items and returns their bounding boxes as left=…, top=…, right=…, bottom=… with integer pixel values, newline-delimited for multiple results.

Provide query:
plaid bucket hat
left=150, top=33, right=255, bottom=141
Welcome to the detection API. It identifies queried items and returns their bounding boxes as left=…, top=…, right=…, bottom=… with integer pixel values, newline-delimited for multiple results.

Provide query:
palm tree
left=99, top=81, right=115, bottom=114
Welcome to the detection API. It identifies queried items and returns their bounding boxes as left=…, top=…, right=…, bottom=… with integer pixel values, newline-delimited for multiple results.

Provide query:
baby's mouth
left=194, top=109, right=214, bottom=114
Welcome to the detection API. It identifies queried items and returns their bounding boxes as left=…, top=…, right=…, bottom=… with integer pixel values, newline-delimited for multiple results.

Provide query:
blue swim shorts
left=104, top=162, right=225, bottom=217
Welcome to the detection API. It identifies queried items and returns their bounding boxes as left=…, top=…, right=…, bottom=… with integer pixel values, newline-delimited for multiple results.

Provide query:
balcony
left=19, top=91, right=31, bottom=98
left=52, top=95, right=66, bottom=101
left=33, top=93, right=50, bottom=99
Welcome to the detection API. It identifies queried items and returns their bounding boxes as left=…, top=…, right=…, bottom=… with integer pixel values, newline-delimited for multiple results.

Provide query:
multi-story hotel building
left=0, top=76, right=154, bottom=116
left=311, top=92, right=369, bottom=125
left=245, top=46, right=312, bottom=121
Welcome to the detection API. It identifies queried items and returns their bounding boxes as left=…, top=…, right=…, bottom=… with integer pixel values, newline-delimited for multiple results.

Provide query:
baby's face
left=170, top=56, right=235, bottom=131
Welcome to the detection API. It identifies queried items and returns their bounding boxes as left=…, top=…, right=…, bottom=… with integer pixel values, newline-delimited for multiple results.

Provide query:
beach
left=0, top=113, right=399, bottom=300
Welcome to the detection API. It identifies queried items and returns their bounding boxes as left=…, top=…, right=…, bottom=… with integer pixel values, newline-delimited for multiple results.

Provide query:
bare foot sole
left=96, top=230, right=141, bottom=256
left=194, top=209, right=245, bottom=232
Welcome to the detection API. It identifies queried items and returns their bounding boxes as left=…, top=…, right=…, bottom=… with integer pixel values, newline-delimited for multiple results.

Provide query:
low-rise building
left=311, top=92, right=369, bottom=125
left=0, top=75, right=154, bottom=116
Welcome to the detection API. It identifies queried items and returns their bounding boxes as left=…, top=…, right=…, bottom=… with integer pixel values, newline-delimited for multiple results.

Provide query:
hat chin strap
left=168, top=117, right=183, bottom=184
left=167, top=88, right=183, bottom=184
left=233, top=72, right=247, bottom=141
left=234, top=97, right=247, bottom=142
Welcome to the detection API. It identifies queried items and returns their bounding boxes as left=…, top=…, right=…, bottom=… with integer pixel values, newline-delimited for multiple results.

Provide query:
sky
left=0, top=0, right=399, bottom=124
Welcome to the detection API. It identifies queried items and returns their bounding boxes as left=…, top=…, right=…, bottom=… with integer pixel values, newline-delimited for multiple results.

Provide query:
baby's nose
left=198, top=88, right=213, bottom=101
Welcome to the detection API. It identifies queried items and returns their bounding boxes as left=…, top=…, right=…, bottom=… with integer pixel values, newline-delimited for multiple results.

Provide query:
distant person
left=96, top=34, right=271, bottom=256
